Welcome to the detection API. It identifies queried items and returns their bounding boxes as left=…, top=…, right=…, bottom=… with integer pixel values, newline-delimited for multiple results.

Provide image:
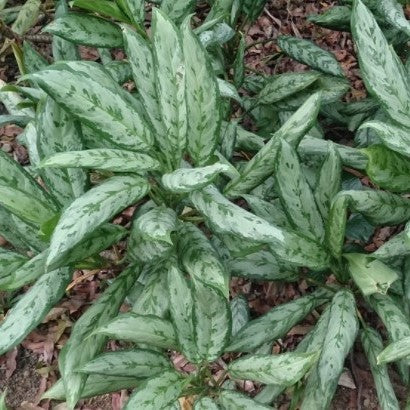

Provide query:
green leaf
left=44, top=13, right=123, bottom=48
left=229, top=351, right=318, bottom=385
left=230, top=295, right=249, bottom=337
left=227, top=289, right=330, bottom=352
left=301, top=290, right=358, bottom=410
left=179, top=222, right=230, bottom=297
left=308, top=6, right=351, bottom=31
left=0, top=267, right=72, bottom=355
left=43, top=375, right=140, bottom=400
left=182, top=18, right=221, bottom=165
left=117, top=0, right=145, bottom=24
left=194, top=397, right=219, bottom=410
left=191, top=185, right=329, bottom=269
left=59, top=267, right=136, bottom=409
left=72, top=0, right=130, bottom=22
left=193, top=280, right=231, bottom=361
left=27, top=61, right=153, bottom=152
left=373, top=231, right=410, bottom=260
left=228, top=249, right=298, bottom=282
left=37, top=97, right=87, bottom=207
left=132, top=261, right=170, bottom=318
left=47, top=175, right=149, bottom=271
left=218, top=390, right=271, bottom=410
left=314, top=143, right=342, bottom=222
left=162, top=163, right=229, bottom=193
left=367, top=293, right=410, bottom=383
left=360, top=121, right=410, bottom=158
left=224, top=92, right=322, bottom=197
left=22, top=42, right=48, bottom=73
left=0, top=390, right=8, bottom=410
left=152, top=8, right=187, bottom=169
left=53, top=0, right=79, bottom=61
left=373, top=0, right=410, bottom=37
left=361, top=327, right=400, bottom=410
left=0, top=248, right=28, bottom=279
left=161, top=0, right=196, bottom=24
left=0, top=115, right=30, bottom=127
left=345, top=253, right=399, bottom=296
left=124, top=370, right=187, bottom=410
left=122, top=26, right=164, bottom=137
left=378, top=336, right=410, bottom=365
left=168, top=262, right=197, bottom=361
left=0, top=250, right=46, bottom=291
left=233, top=33, right=245, bottom=87
left=40, top=149, right=160, bottom=173
left=363, top=144, right=410, bottom=192
left=95, top=313, right=178, bottom=349
left=257, top=71, right=320, bottom=105
left=104, top=60, right=132, bottom=83
left=277, top=35, right=344, bottom=77
left=0, top=78, right=34, bottom=116
left=275, top=139, right=324, bottom=242
left=351, top=0, right=410, bottom=128
left=135, top=206, right=177, bottom=244
left=79, top=349, right=171, bottom=378
left=11, top=0, right=40, bottom=35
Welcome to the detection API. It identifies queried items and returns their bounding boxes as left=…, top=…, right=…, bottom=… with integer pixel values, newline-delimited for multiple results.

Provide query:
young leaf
left=257, top=71, right=320, bottom=105
left=314, top=143, right=342, bottom=221
left=230, top=295, right=249, bottom=337
left=58, top=267, right=137, bottom=409
left=47, top=175, right=149, bottom=270
left=152, top=8, right=187, bottom=169
left=168, top=263, right=197, bottom=362
left=344, top=253, right=399, bottom=296
left=219, top=390, right=271, bottom=410
left=27, top=61, right=153, bottom=152
left=79, top=349, right=171, bottom=378
left=378, top=336, right=410, bottom=365
left=179, top=222, right=230, bottom=297
left=233, top=33, right=245, bottom=87
left=352, top=0, right=410, bottom=128
left=162, top=163, right=229, bottom=193
left=363, top=144, right=410, bottom=192
left=95, top=313, right=178, bottom=349
left=37, top=97, right=87, bottom=207
left=277, top=35, right=344, bottom=77
left=0, top=267, right=72, bottom=355
left=191, top=185, right=329, bottom=269
left=122, top=26, right=164, bottom=136
left=274, top=139, right=324, bottom=242
left=124, top=370, right=188, bottom=410
left=43, top=375, right=140, bottom=401
left=193, top=280, right=231, bottom=361
left=229, top=352, right=318, bottom=385
left=182, top=18, right=221, bottom=165
left=308, top=6, right=351, bottom=31
left=361, top=327, right=400, bottom=410
left=44, top=13, right=123, bottom=48
left=135, top=206, right=177, bottom=244
left=72, top=0, right=130, bottom=23
left=227, top=289, right=330, bottom=352
left=360, top=121, right=410, bottom=158
left=301, top=290, right=358, bottom=410
left=23, top=41, right=48, bottom=73
left=224, top=92, right=322, bottom=197
left=40, top=149, right=160, bottom=173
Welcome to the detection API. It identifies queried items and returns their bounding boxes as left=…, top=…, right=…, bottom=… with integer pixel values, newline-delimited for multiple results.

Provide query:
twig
left=66, top=270, right=100, bottom=292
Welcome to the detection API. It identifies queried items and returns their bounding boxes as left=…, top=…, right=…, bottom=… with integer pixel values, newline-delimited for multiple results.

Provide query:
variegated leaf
left=44, top=13, right=123, bottom=48
left=47, top=175, right=149, bottom=270
left=162, top=163, right=229, bottom=193
left=0, top=248, right=28, bottom=279
left=219, top=390, right=271, bottom=410
left=182, top=18, right=221, bottom=165
left=40, top=148, right=160, bottom=173
left=27, top=61, right=153, bottom=152
left=11, top=0, right=40, bottom=35
left=161, top=0, right=196, bottom=23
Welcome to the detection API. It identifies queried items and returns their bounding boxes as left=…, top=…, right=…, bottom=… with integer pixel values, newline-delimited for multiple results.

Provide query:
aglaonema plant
left=0, top=0, right=410, bottom=408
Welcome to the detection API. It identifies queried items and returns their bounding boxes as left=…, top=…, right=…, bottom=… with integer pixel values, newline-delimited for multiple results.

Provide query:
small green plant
left=0, top=0, right=409, bottom=409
